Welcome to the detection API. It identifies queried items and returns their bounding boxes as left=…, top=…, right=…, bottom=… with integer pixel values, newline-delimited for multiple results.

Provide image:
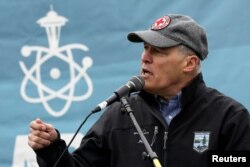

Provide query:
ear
left=183, top=55, right=200, bottom=72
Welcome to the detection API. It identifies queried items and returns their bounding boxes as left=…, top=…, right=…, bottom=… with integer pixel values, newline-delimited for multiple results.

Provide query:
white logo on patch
left=193, top=131, right=210, bottom=153
left=19, top=7, right=93, bottom=117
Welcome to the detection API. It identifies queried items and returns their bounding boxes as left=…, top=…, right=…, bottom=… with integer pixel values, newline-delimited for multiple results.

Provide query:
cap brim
left=127, top=30, right=180, bottom=48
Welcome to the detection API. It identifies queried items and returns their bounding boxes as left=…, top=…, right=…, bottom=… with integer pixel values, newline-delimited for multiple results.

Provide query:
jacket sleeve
left=35, top=110, right=112, bottom=167
left=35, top=138, right=75, bottom=167
left=220, top=108, right=250, bottom=150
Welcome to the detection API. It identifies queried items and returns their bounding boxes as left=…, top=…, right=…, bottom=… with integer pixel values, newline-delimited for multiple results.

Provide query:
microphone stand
left=120, top=97, right=162, bottom=167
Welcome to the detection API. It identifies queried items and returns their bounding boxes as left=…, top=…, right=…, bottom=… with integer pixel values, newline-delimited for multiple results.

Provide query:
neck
left=161, top=73, right=199, bottom=100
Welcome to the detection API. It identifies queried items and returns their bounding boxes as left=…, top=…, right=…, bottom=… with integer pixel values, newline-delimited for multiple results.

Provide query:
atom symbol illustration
left=19, top=8, right=93, bottom=117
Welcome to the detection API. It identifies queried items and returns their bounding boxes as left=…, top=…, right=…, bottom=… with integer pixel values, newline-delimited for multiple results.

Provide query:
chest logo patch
left=193, top=131, right=210, bottom=153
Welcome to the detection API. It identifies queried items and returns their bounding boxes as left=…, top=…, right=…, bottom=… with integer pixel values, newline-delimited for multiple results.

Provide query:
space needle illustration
left=20, top=7, right=93, bottom=117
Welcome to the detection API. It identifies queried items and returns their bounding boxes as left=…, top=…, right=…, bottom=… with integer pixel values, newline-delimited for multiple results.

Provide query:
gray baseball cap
left=127, top=14, right=208, bottom=60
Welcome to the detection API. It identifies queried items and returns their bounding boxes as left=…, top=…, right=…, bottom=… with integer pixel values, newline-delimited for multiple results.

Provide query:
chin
left=143, top=85, right=155, bottom=94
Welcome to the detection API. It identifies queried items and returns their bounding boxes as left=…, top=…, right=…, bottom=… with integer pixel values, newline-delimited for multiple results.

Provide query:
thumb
left=45, top=123, right=55, bottom=131
left=35, top=118, right=43, bottom=124
left=34, top=118, right=47, bottom=131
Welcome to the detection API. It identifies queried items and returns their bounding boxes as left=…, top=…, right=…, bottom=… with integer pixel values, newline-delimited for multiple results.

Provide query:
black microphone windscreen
left=128, top=75, right=145, bottom=92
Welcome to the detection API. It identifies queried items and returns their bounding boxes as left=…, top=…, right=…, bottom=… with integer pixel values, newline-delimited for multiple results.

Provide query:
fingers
left=28, top=118, right=57, bottom=150
left=30, top=118, right=47, bottom=131
left=28, top=131, right=51, bottom=150
left=45, top=124, right=59, bottom=141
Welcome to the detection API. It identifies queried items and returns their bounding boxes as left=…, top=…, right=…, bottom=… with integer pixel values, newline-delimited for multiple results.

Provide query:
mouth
left=141, top=68, right=153, bottom=77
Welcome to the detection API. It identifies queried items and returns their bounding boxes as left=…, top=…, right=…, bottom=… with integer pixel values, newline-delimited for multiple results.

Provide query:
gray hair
left=178, top=45, right=201, bottom=73
left=178, top=45, right=196, bottom=56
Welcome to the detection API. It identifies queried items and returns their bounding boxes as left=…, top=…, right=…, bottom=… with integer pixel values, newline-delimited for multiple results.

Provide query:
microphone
left=92, top=75, right=145, bottom=113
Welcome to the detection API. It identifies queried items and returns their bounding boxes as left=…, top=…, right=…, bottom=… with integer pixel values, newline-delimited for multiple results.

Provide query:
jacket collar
left=181, top=73, right=205, bottom=108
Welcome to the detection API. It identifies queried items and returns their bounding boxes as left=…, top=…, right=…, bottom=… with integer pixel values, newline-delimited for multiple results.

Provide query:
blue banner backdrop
left=0, top=0, right=249, bottom=166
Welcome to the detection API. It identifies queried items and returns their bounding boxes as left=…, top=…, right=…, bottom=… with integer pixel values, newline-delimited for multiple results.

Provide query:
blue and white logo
left=193, top=131, right=210, bottom=153
left=19, top=8, right=94, bottom=117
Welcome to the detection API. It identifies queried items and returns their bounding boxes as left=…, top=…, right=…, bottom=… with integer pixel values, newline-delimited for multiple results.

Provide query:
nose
left=141, top=46, right=153, bottom=64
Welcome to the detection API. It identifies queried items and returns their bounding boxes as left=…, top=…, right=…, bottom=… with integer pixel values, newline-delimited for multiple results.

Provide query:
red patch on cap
left=151, top=16, right=171, bottom=30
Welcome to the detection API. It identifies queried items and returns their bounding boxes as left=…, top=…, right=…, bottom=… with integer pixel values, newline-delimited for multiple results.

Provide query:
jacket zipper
left=150, top=126, right=158, bottom=147
left=163, top=131, right=168, bottom=167
left=163, top=131, right=168, bottom=150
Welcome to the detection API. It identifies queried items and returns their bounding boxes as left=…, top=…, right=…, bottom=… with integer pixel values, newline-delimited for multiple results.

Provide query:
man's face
left=140, top=43, right=187, bottom=97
